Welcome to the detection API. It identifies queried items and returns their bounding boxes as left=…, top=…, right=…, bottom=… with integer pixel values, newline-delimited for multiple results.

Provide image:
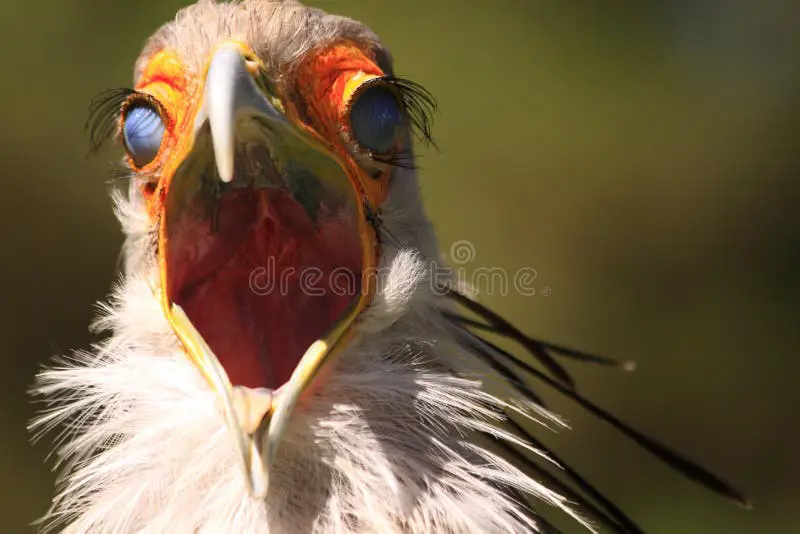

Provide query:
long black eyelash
left=86, top=88, right=136, bottom=154
left=377, top=147, right=422, bottom=170
left=383, top=76, right=438, bottom=149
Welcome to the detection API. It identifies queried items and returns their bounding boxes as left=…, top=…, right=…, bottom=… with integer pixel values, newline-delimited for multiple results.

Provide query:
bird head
left=94, top=0, right=442, bottom=499
left=32, top=1, right=749, bottom=532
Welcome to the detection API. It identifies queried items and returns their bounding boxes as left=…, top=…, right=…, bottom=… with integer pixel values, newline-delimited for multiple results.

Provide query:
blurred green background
left=1, top=1, right=797, bottom=532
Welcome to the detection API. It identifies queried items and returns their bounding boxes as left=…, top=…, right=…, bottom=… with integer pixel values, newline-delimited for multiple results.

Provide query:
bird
left=30, top=1, right=749, bottom=532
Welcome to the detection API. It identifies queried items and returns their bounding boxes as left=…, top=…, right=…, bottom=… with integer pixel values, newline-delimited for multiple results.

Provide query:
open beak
left=155, top=43, right=379, bottom=498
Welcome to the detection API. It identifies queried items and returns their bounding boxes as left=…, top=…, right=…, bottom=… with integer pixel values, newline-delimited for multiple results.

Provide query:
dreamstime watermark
left=248, top=240, right=551, bottom=298
left=443, top=240, right=551, bottom=297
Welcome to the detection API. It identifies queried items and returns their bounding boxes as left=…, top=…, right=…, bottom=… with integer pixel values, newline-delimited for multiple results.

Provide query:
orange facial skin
left=290, top=42, right=393, bottom=209
left=130, top=49, right=198, bottom=219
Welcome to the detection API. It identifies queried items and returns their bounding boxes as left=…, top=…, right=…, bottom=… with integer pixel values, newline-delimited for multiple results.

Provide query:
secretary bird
left=31, top=1, right=748, bottom=532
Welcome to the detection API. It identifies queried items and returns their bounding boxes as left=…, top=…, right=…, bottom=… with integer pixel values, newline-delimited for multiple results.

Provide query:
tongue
left=168, top=187, right=362, bottom=389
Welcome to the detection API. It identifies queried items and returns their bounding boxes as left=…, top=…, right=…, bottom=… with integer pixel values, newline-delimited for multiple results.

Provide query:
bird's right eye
left=122, top=104, right=165, bottom=167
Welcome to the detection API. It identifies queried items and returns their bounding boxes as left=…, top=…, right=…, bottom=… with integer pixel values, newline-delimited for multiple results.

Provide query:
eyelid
left=120, top=93, right=169, bottom=169
left=119, top=92, right=170, bottom=136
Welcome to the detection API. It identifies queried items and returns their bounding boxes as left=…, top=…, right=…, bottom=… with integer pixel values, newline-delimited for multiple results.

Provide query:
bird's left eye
left=122, top=104, right=165, bottom=167
left=348, top=84, right=404, bottom=154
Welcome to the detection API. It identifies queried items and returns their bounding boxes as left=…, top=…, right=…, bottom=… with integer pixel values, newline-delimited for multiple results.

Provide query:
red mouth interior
left=166, top=186, right=362, bottom=389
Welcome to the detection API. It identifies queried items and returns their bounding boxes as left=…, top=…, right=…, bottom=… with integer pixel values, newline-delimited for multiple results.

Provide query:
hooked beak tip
left=201, top=44, right=274, bottom=184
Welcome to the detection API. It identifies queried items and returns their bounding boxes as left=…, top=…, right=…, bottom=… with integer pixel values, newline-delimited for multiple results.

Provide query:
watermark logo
left=450, top=240, right=477, bottom=265
left=445, top=241, right=551, bottom=297
left=248, top=240, right=551, bottom=298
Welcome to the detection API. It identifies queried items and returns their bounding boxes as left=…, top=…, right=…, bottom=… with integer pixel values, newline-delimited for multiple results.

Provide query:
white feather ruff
left=32, top=276, right=593, bottom=533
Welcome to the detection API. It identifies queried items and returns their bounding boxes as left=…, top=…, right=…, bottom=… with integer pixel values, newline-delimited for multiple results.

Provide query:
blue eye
left=123, top=104, right=165, bottom=167
left=349, top=85, right=404, bottom=154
